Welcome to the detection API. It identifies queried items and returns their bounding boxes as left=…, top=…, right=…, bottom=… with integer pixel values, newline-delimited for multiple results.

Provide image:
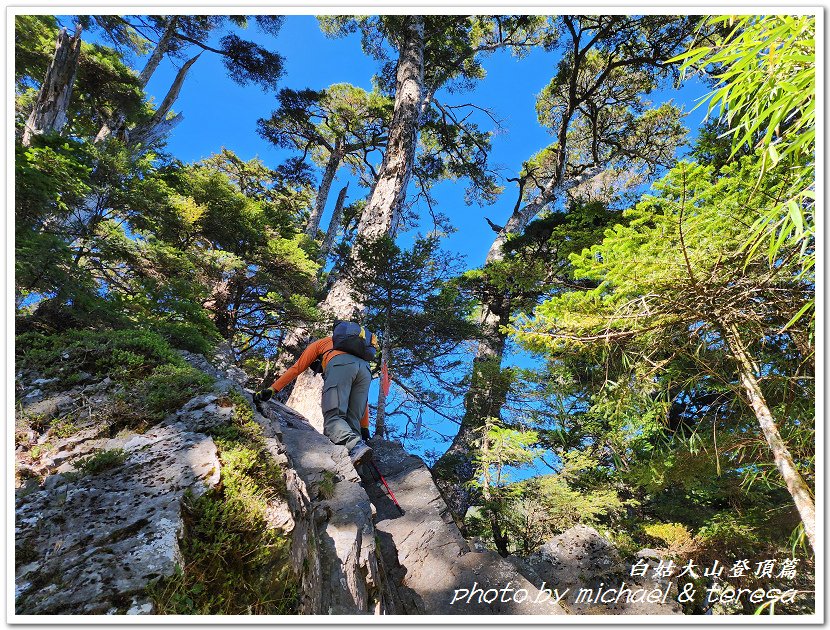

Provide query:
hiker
left=254, top=322, right=377, bottom=466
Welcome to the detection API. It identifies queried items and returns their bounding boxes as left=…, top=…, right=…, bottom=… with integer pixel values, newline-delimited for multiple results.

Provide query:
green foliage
left=14, top=15, right=59, bottom=90
left=346, top=235, right=479, bottom=438
left=140, top=319, right=218, bottom=355
left=696, top=512, right=762, bottom=557
left=149, top=390, right=297, bottom=614
left=674, top=15, right=815, bottom=322
left=467, top=449, right=627, bottom=555
left=29, top=442, right=53, bottom=461
left=257, top=83, right=391, bottom=185
left=676, top=15, right=814, bottom=170
left=509, top=157, right=813, bottom=560
left=512, top=159, right=811, bottom=356
left=17, top=328, right=184, bottom=382
left=15, top=139, right=93, bottom=222
left=76, top=448, right=128, bottom=475
left=49, top=417, right=77, bottom=439
left=15, top=17, right=146, bottom=139
left=642, top=522, right=695, bottom=555
left=318, top=470, right=337, bottom=500
left=15, top=12, right=309, bottom=359
left=470, top=419, right=540, bottom=486
left=132, top=364, right=214, bottom=420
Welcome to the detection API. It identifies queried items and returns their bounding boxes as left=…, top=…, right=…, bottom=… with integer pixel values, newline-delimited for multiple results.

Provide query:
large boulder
left=521, top=525, right=682, bottom=615
left=15, top=422, right=220, bottom=614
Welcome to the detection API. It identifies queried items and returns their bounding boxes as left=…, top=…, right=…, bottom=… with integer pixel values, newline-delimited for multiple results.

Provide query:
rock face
left=254, top=401, right=386, bottom=614
left=15, top=423, right=220, bottom=614
left=16, top=342, right=669, bottom=617
left=364, top=439, right=566, bottom=614
left=519, top=525, right=681, bottom=615
left=256, top=403, right=567, bottom=616
left=13, top=347, right=243, bottom=616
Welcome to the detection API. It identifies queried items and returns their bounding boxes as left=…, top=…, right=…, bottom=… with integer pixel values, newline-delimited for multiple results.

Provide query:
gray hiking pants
left=321, top=353, right=371, bottom=451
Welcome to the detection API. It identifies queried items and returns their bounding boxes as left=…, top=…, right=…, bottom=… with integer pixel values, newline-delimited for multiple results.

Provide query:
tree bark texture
left=317, top=15, right=425, bottom=322
left=137, top=17, right=179, bottom=87
left=130, top=53, right=200, bottom=148
left=285, top=16, right=425, bottom=425
left=95, top=17, right=180, bottom=143
left=319, top=183, right=349, bottom=268
left=725, top=323, right=816, bottom=552
left=306, top=141, right=342, bottom=237
left=22, top=25, right=83, bottom=147
left=203, top=269, right=246, bottom=340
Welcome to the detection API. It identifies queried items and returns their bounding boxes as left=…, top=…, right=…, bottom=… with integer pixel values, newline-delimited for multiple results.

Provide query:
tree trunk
left=435, top=310, right=510, bottom=515
left=306, top=141, right=342, bottom=237
left=490, top=511, right=510, bottom=557
left=203, top=268, right=246, bottom=339
left=130, top=53, right=200, bottom=148
left=285, top=15, right=425, bottom=425
left=435, top=166, right=603, bottom=517
left=319, top=183, right=349, bottom=269
left=95, top=16, right=179, bottom=143
left=478, top=424, right=509, bottom=556
left=137, top=17, right=179, bottom=87
left=374, top=318, right=393, bottom=438
left=724, top=322, right=816, bottom=552
left=22, top=25, right=83, bottom=146
left=318, top=14, right=425, bottom=319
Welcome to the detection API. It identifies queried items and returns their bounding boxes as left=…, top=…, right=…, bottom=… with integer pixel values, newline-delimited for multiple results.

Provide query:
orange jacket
left=270, top=337, right=369, bottom=428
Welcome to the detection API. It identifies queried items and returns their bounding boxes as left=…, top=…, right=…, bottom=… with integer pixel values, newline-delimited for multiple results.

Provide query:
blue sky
left=74, top=15, right=712, bottom=269
left=73, top=14, right=713, bottom=464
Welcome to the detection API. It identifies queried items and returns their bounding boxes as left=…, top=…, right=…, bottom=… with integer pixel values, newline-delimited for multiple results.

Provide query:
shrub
left=642, top=522, right=697, bottom=557
left=29, top=442, right=52, bottom=461
left=137, top=316, right=220, bottom=355
left=50, top=416, right=76, bottom=438
left=16, top=328, right=182, bottom=383
left=133, top=364, right=214, bottom=420
left=696, top=512, right=763, bottom=557
left=148, top=390, right=297, bottom=614
left=318, top=470, right=337, bottom=500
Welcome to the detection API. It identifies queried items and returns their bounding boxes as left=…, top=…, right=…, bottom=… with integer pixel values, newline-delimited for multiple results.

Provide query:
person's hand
left=253, top=387, right=274, bottom=403
left=361, top=427, right=371, bottom=442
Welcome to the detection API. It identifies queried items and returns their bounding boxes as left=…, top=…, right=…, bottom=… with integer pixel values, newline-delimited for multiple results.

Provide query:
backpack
left=331, top=320, right=379, bottom=361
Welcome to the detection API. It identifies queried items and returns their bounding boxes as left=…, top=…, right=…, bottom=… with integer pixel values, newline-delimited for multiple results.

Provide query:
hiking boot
left=348, top=440, right=373, bottom=466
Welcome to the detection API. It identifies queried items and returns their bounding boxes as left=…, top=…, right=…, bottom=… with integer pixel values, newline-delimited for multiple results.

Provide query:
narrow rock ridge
left=255, top=396, right=566, bottom=615
left=203, top=340, right=568, bottom=615
left=360, top=439, right=566, bottom=614
left=253, top=400, right=388, bottom=613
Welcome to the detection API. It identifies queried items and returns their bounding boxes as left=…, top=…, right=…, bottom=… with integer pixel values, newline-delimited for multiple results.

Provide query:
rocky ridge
left=15, top=344, right=679, bottom=616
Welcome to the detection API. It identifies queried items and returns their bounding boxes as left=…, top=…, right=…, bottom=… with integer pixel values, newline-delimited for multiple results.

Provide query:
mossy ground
left=17, top=327, right=297, bottom=613
left=16, top=328, right=214, bottom=444
left=148, top=390, right=298, bottom=614
left=75, top=449, right=128, bottom=475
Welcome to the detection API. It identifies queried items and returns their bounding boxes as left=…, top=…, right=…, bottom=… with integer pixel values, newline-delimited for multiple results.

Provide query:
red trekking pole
left=369, top=460, right=404, bottom=515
